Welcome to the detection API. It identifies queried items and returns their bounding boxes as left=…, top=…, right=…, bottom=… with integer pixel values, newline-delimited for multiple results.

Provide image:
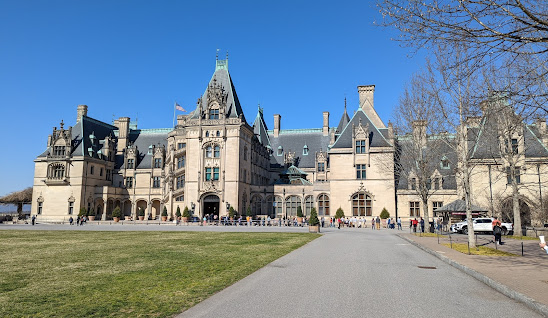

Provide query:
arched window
left=48, top=163, right=65, bottom=179
left=205, top=146, right=212, bottom=158
left=305, top=195, right=313, bottom=215
left=285, top=196, right=302, bottom=216
left=205, top=131, right=210, bottom=137
left=216, top=130, right=221, bottom=137
left=251, top=195, right=263, bottom=216
left=318, top=194, right=330, bottom=216
left=303, top=145, right=309, bottom=155
left=214, top=145, right=220, bottom=158
left=352, top=193, right=372, bottom=216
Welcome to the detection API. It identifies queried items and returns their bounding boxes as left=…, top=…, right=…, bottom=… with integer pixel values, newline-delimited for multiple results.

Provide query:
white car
left=451, top=218, right=513, bottom=235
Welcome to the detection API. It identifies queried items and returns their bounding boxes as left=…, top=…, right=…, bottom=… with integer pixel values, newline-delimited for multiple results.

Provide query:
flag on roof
left=175, top=102, right=185, bottom=112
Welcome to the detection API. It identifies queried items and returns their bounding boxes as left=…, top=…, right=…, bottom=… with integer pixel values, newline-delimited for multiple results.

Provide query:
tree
left=377, top=0, right=548, bottom=115
left=175, top=206, right=181, bottom=218
left=87, top=207, right=94, bottom=217
left=229, top=206, right=236, bottom=219
left=335, top=208, right=345, bottom=219
left=309, top=207, right=319, bottom=226
left=78, top=207, right=87, bottom=217
left=246, top=206, right=252, bottom=217
left=380, top=208, right=390, bottom=219
left=296, top=206, right=303, bottom=218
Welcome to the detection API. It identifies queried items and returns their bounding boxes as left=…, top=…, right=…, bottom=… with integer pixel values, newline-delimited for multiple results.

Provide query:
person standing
left=397, top=217, right=402, bottom=230
left=420, top=217, right=425, bottom=233
left=376, top=216, right=381, bottom=230
left=69, top=216, right=73, bottom=225
left=31, top=215, right=36, bottom=226
left=412, top=218, right=418, bottom=232
left=493, top=221, right=503, bottom=245
left=387, top=218, right=391, bottom=229
left=371, top=218, right=375, bottom=230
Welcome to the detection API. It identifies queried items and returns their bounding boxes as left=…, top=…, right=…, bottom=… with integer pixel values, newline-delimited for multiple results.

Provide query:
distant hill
left=0, top=204, right=31, bottom=213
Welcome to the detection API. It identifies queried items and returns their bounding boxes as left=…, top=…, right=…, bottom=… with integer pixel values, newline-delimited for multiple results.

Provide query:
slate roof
left=268, top=129, right=331, bottom=169
left=118, top=129, right=170, bottom=169
left=435, top=199, right=488, bottom=212
left=331, top=108, right=392, bottom=149
left=253, top=108, right=270, bottom=146
left=395, top=135, right=458, bottom=190
left=335, top=106, right=350, bottom=135
left=189, top=59, right=246, bottom=123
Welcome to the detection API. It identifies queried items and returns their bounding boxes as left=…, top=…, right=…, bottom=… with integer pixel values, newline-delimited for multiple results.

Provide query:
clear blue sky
left=0, top=0, right=425, bottom=196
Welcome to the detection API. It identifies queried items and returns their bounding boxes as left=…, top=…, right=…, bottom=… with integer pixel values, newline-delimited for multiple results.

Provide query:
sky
left=0, top=0, right=426, bottom=196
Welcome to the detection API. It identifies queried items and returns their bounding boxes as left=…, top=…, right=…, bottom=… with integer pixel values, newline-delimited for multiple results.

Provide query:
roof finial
left=216, top=49, right=219, bottom=60
left=344, top=97, right=347, bottom=112
left=60, top=120, right=64, bottom=129
left=226, top=50, right=229, bottom=60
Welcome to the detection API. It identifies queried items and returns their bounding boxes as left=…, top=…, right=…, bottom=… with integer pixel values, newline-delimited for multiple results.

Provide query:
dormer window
left=53, top=146, right=66, bottom=156
left=154, top=158, right=162, bottom=168
left=209, top=109, right=219, bottom=119
left=355, top=140, right=366, bottom=154
left=277, top=146, right=283, bottom=156
left=303, top=145, right=309, bottom=155
left=127, top=159, right=134, bottom=169
left=440, top=157, right=450, bottom=169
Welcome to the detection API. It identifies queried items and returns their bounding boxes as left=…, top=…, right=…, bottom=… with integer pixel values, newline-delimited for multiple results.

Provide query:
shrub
left=87, top=207, right=94, bottom=217
left=138, top=207, right=145, bottom=217
left=335, top=207, right=345, bottom=219
left=246, top=206, right=252, bottom=217
left=78, top=207, right=87, bottom=217
left=111, top=207, right=121, bottom=218
left=161, top=208, right=168, bottom=217
left=309, top=207, right=319, bottom=226
left=175, top=206, right=181, bottom=218
left=297, top=206, right=303, bottom=217
left=229, top=206, right=236, bottom=218
left=183, top=206, right=190, bottom=218
left=380, top=208, right=390, bottom=219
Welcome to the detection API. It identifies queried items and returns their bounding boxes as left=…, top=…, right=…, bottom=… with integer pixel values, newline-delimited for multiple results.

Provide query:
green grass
left=505, top=235, right=539, bottom=241
left=441, top=243, right=518, bottom=256
left=412, top=233, right=447, bottom=238
left=0, top=231, right=319, bottom=318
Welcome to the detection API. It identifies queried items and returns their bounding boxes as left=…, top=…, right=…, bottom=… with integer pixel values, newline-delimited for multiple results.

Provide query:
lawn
left=0, top=231, right=319, bottom=317
left=441, top=243, right=517, bottom=256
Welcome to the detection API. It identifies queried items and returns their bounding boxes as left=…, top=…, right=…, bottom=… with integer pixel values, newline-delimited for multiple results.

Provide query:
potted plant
left=380, top=208, right=390, bottom=228
left=78, top=207, right=86, bottom=218
left=87, top=207, right=95, bottom=221
left=161, top=208, right=168, bottom=221
left=296, top=206, right=304, bottom=225
left=175, top=206, right=181, bottom=221
left=182, top=206, right=190, bottom=223
left=335, top=207, right=345, bottom=219
left=138, top=207, right=145, bottom=221
left=308, top=207, right=320, bottom=233
left=112, top=206, right=121, bottom=222
left=229, top=206, right=236, bottom=221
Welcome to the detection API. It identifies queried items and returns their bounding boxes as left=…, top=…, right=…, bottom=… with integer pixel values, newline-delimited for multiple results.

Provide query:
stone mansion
left=31, top=58, right=548, bottom=226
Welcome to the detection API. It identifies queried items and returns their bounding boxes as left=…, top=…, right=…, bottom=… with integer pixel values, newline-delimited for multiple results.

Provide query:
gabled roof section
left=336, top=100, right=350, bottom=135
left=253, top=106, right=270, bottom=146
left=189, top=58, right=246, bottom=123
left=267, top=129, right=331, bottom=168
left=331, top=107, right=392, bottom=149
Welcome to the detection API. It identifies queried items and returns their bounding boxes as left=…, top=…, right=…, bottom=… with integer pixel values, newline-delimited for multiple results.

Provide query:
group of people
left=331, top=216, right=403, bottom=230
left=68, top=216, right=87, bottom=226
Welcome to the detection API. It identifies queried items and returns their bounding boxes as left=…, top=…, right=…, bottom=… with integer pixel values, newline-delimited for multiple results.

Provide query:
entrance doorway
left=202, top=194, right=220, bottom=218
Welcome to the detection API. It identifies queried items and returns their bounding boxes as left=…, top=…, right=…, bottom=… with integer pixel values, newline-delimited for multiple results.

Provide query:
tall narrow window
left=100, top=168, right=103, bottom=177
left=506, top=166, right=521, bottom=184
left=37, top=202, right=43, bottom=215
left=177, top=156, right=185, bottom=169
left=68, top=202, right=74, bottom=215
left=303, top=145, right=309, bottom=155
left=318, top=194, right=330, bottom=216
left=410, top=201, right=420, bottom=217
left=356, top=164, right=366, bottom=179
left=205, top=168, right=212, bottom=181
left=154, top=158, right=162, bottom=168
left=355, top=140, right=366, bottom=153
left=53, top=146, right=66, bottom=156
left=213, top=167, right=219, bottom=180
left=317, top=162, right=325, bottom=172
left=153, top=176, right=161, bottom=188
left=411, top=178, right=416, bottom=190
left=176, top=175, right=185, bottom=189
left=277, top=146, right=283, bottom=156
left=127, top=159, right=134, bottom=169
left=90, top=165, right=94, bottom=175
left=206, top=146, right=212, bottom=158
left=305, top=196, right=313, bottom=215
left=511, top=138, right=518, bottom=154
left=214, top=145, right=220, bottom=158
left=209, top=109, right=219, bottom=119
left=126, top=177, right=133, bottom=189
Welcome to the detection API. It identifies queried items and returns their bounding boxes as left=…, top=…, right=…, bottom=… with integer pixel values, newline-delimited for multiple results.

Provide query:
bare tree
left=376, top=0, right=548, bottom=114
left=393, top=71, right=452, bottom=231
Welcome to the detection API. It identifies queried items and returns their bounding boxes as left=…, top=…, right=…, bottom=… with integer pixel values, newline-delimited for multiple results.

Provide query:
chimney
left=274, top=114, right=281, bottom=137
left=387, top=121, right=395, bottom=145
left=466, top=116, right=482, bottom=128
left=323, top=112, right=329, bottom=136
left=412, top=120, right=427, bottom=149
left=114, top=117, right=130, bottom=153
left=77, top=105, right=88, bottom=123
left=358, top=85, right=375, bottom=109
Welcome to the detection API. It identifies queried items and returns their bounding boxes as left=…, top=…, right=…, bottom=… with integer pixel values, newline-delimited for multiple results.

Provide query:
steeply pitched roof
left=331, top=108, right=392, bottom=149
left=268, top=129, right=331, bottom=168
left=336, top=104, right=350, bottom=135
left=118, top=129, right=170, bottom=169
left=189, top=59, right=246, bottom=123
left=253, top=107, right=270, bottom=146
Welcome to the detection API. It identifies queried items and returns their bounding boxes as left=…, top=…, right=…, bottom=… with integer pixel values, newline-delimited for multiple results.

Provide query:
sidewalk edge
left=397, top=234, right=548, bottom=317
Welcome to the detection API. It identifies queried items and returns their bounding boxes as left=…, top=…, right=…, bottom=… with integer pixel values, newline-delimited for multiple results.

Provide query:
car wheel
left=502, top=227, right=508, bottom=236
left=463, top=226, right=468, bottom=235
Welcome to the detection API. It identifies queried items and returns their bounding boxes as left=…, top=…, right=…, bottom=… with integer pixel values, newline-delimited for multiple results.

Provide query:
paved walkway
left=401, top=231, right=548, bottom=314
left=176, top=228, right=544, bottom=318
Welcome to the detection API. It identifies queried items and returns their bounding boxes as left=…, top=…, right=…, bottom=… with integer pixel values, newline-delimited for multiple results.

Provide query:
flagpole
left=173, top=101, right=176, bottom=128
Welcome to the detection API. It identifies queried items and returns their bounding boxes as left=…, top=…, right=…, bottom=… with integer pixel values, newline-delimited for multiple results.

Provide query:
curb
left=398, top=234, right=548, bottom=317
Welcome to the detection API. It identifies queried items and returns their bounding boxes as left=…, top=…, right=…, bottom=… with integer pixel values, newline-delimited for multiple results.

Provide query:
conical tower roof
left=336, top=98, right=350, bottom=135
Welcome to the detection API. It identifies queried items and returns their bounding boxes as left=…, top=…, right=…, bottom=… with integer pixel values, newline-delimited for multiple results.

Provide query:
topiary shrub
left=138, top=207, right=145, bottom=217
left=309, top=207, right=319, bottom=226
left=161, top=208, right=168, bottom=217
left=246, top=206, right=252, bottom=217
left=111, top=207, right=121, bottom=218
left=297, top=206, right=303, bottom=217
left=78, top=207, right=87, bottom=217
left=175, top=206, right=181, bottom=218
left=87, top=207, right=94, bottom=217
left=183, top=206, right=190, bottom=218
left=380, top=208, right=390, bottom=219
left=229, top=206, right=236, bottom=218
left=335, top=207, right=345, bottom=219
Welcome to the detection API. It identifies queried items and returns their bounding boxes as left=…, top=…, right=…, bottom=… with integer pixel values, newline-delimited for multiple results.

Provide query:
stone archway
left=202, top=194, right=220, bottom=218
left=136, top=200, right=147, bottom=219
left=499, top=197, right=532, bottom=227
left=151, top=200, right=161, bottom=220
left=95, top=198, right=104, bottom=219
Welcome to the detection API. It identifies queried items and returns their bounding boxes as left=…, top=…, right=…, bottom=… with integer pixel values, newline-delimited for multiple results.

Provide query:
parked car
left=451, top=218, right=513, bottom=235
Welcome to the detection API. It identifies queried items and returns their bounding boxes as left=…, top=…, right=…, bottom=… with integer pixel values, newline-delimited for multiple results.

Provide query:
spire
left=336, top=98, right=350, bottom=135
